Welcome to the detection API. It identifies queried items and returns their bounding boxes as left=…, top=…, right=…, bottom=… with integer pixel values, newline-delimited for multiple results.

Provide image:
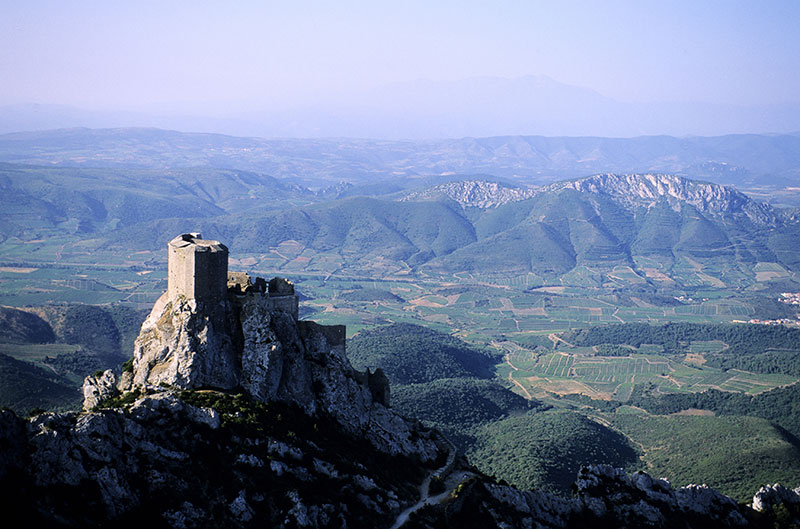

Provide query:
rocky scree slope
left=1, top=274, right=799, bottom=527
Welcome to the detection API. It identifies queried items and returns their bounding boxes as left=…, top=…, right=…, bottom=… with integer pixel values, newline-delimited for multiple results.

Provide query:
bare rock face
left=546, top=173, right=781, bottom=225
left=82, top=369, right=119, bottom=410
left=131, top=294, right=241, bottom=391
left=401, top=180, right=539, bottom=208
left=752, top=483, right=800, bottom=512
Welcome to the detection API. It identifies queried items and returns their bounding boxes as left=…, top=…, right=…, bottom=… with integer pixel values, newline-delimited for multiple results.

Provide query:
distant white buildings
left=780, top=292, right=800, bottom=305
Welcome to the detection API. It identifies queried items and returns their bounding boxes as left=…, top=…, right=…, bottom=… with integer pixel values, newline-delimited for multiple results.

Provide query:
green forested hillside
left=627, top=383, right=800, bottom=439
left=0, top=306, right=55, bottom=343
left=337, top=287, right=404, bottom=303
left=347, top=323, right=496, bottom=384
left=392, top=377, right=534, bottom=428
left=0, top=303, right=146, bottom=410
left=0, top=353, right=80, bottom=412
left=610, top=412, right=800, bottom=502
left=467, top=410, right=639, bottom=495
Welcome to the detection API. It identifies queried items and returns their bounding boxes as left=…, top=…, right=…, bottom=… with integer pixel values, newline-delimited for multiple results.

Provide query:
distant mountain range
left=2, top=127, right=800, bottom=186
left=129, top=172, right=800, bottom=286
left=4, top=156, right=798, bottom=289
left=406, top=174, right=799, bottom=281
left=2, top=75, right=800, bottom=138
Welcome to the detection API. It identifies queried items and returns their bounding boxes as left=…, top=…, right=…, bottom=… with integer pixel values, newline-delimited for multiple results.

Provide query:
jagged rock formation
left=81, top=369, right=118, bottom=410
left=400, top=174, right=781, bottom=222
left=401, top=180, right=538, bottom=208
left=752, top=483, right=800, bottom=512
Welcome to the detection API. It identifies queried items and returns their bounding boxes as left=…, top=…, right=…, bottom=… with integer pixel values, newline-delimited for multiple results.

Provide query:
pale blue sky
left=1, top=0, right=799, bottom=109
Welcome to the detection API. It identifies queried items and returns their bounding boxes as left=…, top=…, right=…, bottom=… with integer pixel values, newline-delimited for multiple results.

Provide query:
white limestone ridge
left=401, top=180, right=538, bottom=208
left=545, top=173, right=780, bottom=224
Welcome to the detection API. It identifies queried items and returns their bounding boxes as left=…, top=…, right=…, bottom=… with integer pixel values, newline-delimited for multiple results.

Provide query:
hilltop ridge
left=545, top=173, right=782, bottom=224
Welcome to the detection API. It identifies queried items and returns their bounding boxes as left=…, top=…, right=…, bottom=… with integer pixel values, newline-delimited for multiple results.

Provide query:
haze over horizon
left=2, top=1, right=800, bottom=138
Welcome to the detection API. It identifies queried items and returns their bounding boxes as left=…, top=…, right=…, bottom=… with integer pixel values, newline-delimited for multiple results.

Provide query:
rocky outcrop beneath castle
left=0, top=394, right=434, bottom=528
left=132, top=294, right=241, bottom=390
left=104, top=273, right=425, bottom=459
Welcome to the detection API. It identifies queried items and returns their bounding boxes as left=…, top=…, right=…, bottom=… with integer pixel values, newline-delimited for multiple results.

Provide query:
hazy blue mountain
left=3, top=76, right=800, bottom=139
left=3, top=127, right=800, bottom=186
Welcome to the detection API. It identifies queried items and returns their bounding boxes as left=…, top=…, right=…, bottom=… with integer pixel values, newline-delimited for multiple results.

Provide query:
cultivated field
left=498, top=342, right=798, bottom=401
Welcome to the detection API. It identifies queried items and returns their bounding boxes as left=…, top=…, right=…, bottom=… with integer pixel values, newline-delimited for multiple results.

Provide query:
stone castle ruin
left=168, top=233, right=299, bottom=319
left=85, top=234, right=397, bottom=451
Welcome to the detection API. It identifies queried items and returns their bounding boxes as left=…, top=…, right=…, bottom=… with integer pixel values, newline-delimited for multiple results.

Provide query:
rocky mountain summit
left=400, top=173, right=793, bottom=229
left=545, top=173, right=783, bottom=225
left=1, top=234, right=799, bottom=527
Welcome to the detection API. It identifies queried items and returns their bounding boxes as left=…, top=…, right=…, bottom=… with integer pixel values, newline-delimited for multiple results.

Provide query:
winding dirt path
left=504, top=353, right=533, bottom=400
left=548, top=333, right=575, bottom=348
left=390, top=438, right=467, bottom=529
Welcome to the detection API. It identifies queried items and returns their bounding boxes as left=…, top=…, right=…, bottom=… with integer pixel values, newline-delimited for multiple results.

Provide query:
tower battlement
left=227, top=272, right=299, bottom=320
left=167, top=233, right=228, bottom=303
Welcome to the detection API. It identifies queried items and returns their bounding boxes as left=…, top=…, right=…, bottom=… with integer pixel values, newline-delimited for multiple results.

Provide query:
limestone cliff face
left=401, top=180, right=538, bottom=208
left=132, top=294, right=241, bottom=390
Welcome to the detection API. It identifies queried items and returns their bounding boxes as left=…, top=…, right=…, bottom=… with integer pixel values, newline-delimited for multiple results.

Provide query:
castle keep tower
left=167, top=233, right=228, bottom=303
